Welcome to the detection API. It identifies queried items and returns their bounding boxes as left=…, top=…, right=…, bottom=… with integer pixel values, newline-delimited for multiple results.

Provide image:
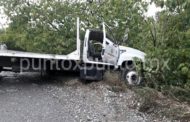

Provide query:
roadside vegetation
left=0, top=0, right=189, bottom=109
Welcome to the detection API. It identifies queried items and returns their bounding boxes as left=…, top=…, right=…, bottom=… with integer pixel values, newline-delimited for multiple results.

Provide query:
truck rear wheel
left=0, top=66, right=2, bottom=73
left=0, top=67, right=2, bottom=81
left=80, top=65, right=104, bottom=82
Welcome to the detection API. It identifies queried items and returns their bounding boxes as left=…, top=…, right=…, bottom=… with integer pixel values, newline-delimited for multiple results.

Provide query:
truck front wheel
left=122, top=69, right=142, bottom=85
left=121, top=61, right=143, bottom=85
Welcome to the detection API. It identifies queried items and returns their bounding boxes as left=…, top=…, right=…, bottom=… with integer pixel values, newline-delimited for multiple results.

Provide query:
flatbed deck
left=0, top=50, right=80, bottom=60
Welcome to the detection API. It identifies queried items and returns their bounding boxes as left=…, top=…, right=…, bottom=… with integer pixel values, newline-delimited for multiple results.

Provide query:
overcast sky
left=0, top=2, right=162, bottom=29
left=146, top=2, right=162, bottom=17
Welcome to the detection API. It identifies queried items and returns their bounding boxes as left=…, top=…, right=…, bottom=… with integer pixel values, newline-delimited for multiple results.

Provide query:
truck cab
left=81, top=22, right=146, bottom=85
left=83, top=22, right=145, bottom=67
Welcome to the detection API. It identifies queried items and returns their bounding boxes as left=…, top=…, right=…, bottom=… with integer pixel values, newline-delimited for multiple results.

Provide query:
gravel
left=0, top=72, right=171, bottom=122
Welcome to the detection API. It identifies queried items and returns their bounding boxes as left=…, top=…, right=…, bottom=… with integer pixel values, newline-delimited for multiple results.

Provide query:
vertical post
left=102, top=22, right=106, bottom=39
left=77, top=17, right=80, bottom=57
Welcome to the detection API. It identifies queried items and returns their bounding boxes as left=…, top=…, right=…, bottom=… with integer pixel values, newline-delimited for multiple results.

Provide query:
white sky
left=0, top=2, right=162, bottom=29
left=0, top=7, right=8, bottom=29
left=146, top=2, right=162, bottom=17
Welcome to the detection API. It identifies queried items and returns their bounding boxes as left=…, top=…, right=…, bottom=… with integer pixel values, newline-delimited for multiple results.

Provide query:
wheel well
left=121, top=60, right=134, bottom=69
left=121, top=58, right=144, bottom=67
left=122, top=60, right=133, bottom=67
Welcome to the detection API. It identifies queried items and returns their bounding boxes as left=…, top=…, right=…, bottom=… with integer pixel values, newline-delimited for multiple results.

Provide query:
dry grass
left=101, top=71, right=190, bottom=121
left=134, top=87, right=190, bottom=121
left=103, top=71, right=127, bottom=92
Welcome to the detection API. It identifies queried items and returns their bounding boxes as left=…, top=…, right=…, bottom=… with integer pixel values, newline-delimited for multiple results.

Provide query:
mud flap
left=80, top=66, right=103, bottom=81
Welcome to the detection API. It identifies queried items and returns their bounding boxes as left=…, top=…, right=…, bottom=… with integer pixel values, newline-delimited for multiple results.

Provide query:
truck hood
left=119, top=46, right=146, bottom=62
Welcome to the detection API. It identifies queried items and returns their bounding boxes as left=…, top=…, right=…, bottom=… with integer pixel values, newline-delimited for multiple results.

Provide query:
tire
left=0, top=67, right=2, bottom=81
left=121, top=61, right=143, bottom=85
left=80, top=65, right=104, bottom=81
left=122, top=69, right=142, bottom=85
left=46, top=70, right=56, bottom=76
left=0, top=66, right=2, bottom=73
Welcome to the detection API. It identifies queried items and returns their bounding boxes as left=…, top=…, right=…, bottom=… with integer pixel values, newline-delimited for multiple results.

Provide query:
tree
left=144, top=0, right=190, bottom=95
left=0, top=0, right=148, bottom=54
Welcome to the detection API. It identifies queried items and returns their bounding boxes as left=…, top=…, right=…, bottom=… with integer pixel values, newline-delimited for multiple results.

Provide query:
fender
left=117, top=46, right=146, bottom=66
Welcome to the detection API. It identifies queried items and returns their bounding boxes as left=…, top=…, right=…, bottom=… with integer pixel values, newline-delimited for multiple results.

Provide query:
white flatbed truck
left=0, top=18, right=146, bottom=85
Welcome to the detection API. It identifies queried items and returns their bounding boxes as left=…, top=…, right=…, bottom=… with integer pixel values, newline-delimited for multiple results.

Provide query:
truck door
left=102, top=23, right=119, bottom=65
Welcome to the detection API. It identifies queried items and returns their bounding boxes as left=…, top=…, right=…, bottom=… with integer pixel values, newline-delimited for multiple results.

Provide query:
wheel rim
left=126, top=71, right=140, bottom=85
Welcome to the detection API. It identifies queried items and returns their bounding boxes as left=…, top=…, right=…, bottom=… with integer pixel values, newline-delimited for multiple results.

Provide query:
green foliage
left=0, top=0, right=81, bottom=54
left=142, top=0, right=190, bottom=103
left=0, top=0, right=147, bottom=54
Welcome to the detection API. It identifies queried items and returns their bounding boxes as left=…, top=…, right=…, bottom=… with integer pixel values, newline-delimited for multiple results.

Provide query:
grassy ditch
left=103, top=71, right=190, bottom=121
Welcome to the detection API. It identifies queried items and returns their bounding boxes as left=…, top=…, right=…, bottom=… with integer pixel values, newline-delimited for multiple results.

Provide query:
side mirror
left=123, top=28, right=129, bottom=43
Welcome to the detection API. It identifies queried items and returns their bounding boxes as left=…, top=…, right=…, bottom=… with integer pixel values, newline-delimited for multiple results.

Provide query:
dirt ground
left=0, top=71, right=186, bottom=122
